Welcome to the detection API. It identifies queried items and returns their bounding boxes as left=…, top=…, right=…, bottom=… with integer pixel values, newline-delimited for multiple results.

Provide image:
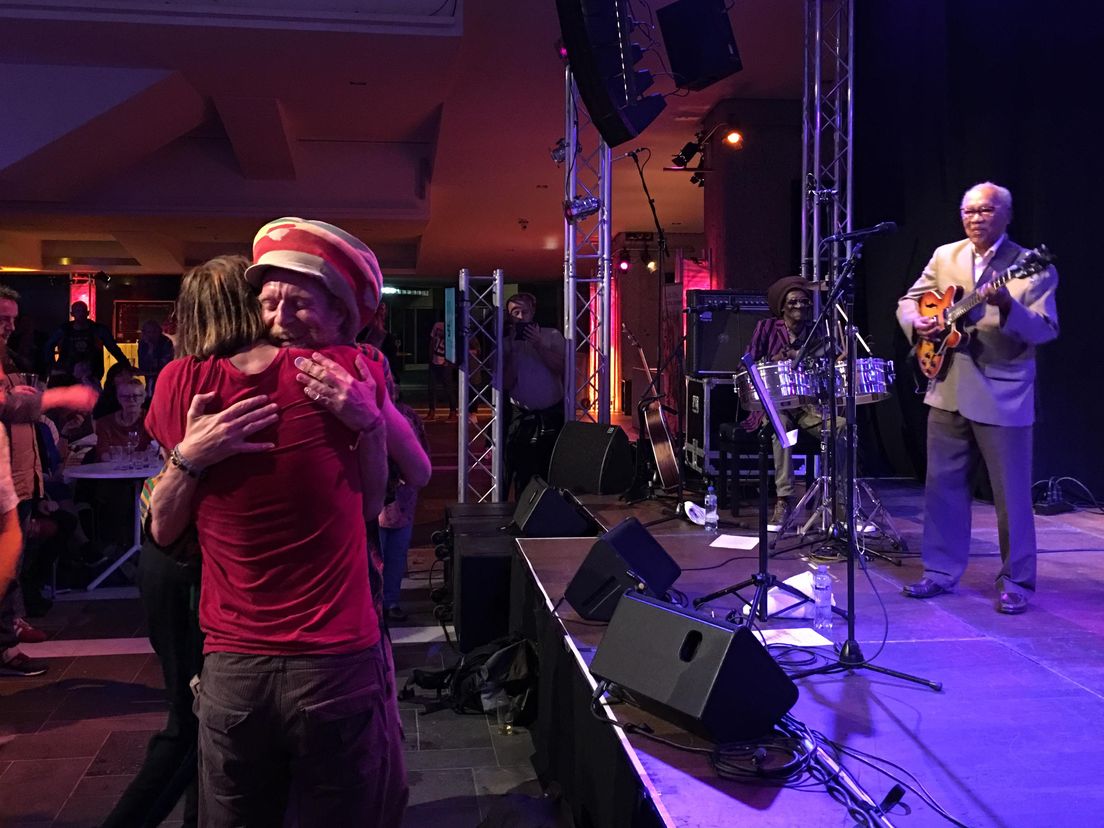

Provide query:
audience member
left=7, top=315, right=50, bottom=380
left=146, top=226, right=407, bottom=826
left=359, top=300, right=401, bottom=380
left=427, top=320, right=457, bottom=420
left=92, top=362, right=140, bottom=420
left=94, top=376, right=152, bottom=458
left=379, top=382, right=428, bottom=623
left=501, top=292, right=565, bottom=497
left=44, top=300, right=130, bottom=382
left=138, top=319, right=174, bottom=397
left=0, top=284, right=97, bottom=677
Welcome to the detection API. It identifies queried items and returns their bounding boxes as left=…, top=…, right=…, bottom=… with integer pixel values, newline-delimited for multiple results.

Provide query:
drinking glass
left=124, top=431, right=140, bottom=469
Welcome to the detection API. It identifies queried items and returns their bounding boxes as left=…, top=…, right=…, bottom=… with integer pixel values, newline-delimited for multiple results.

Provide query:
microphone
left=822, top=221, right=897, bottom=244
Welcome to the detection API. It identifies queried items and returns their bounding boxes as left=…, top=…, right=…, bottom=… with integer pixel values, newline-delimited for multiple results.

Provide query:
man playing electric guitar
left=896, top=182, right=1059, bottom=614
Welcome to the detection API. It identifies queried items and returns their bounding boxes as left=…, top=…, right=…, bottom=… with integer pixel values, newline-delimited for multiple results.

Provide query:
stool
left=716, top=427, right=819, bottom=517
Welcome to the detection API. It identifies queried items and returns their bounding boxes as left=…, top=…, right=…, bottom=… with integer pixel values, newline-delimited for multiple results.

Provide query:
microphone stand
left=628, top=149, right=670, bottom=412
left=692, top=421, right=812, bottom=621
left=791, top=242, right=940, bottom=691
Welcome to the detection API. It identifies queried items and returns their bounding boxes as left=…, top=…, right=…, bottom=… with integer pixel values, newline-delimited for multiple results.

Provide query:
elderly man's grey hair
left=962, top=181, right=1012, bottom=213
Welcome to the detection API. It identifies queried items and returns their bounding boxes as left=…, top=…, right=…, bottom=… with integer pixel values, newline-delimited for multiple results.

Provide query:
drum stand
left=768, top=358, right=904, bottom=565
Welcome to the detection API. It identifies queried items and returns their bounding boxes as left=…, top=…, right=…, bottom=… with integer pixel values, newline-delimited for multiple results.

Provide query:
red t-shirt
left=146, top=346, right=385, bottom=656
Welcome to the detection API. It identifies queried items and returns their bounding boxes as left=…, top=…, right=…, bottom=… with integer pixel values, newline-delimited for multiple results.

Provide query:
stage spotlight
left=641, top=247, right=657, bottom=272
left=564, top=195, right=601, bottom=222
left=689, top=169, right=706, bottom=187
left=671, top=125, right=744, bottom=171
left=550, top=137, right=568, bottom=165
left=617, top=249, right=632, bottom=272
left=722, top=128, right=744, bottom=148
left=671, top=139, right=700, bottom=169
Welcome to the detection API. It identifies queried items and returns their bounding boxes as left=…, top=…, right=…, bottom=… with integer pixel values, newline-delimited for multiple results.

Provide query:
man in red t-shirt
left=146, top=222, right=408, bottom=827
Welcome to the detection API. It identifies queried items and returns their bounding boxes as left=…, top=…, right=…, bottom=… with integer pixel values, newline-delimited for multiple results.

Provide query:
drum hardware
left=762, top=354, right=902, bottom=554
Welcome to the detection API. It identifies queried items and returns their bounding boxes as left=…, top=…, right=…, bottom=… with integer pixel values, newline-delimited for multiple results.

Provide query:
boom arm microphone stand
left=790, top=241, right=940, bottom=691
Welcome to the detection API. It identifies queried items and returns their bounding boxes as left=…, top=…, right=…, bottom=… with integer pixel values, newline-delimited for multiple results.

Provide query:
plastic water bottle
left=813, top=565, right=833, bottom=632
left=704, top=485, right=719, bottom=533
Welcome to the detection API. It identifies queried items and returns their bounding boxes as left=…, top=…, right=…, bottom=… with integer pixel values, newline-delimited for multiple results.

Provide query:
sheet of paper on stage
left=709, top=534, right=759, bottom=550
left=759, top=627, right=832, bottom=647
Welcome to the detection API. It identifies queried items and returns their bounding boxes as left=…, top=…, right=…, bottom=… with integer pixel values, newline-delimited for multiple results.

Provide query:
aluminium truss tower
left=456, top=268, right=506, bottom=502
left=801, top=0, right=854, bottom=286
left=563, top=66, right=613, bottom=425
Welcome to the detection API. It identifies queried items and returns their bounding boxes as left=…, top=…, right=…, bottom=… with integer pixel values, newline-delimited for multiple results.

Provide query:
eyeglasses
left=960, top=205, right=997, bottom=218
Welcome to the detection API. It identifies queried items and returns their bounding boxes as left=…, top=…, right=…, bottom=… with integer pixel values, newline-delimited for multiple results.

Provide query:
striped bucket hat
left=245, top=217, right=383, bottom=341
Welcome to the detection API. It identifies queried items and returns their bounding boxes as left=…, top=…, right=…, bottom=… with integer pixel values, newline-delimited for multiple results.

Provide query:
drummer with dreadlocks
left=740, top=275, right=840, bottom=530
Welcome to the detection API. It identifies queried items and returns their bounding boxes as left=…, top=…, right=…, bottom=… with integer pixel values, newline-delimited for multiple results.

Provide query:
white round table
left=64, top=460, right=164, bottom=590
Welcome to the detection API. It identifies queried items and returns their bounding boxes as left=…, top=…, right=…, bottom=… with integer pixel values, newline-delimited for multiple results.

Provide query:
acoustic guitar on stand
left=622, top=323, right=680, bottom=492
left=913, top=245, right=1055, bottom=380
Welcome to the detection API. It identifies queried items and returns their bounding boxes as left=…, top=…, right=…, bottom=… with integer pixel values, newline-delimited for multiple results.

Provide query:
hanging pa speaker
left=656, top=0, right=743, bottom=92
left=547, top=421, right=635, bottom=495
left=563, top=516, right=681, bottom=621
left=512, top=477, right=593, bottom=539
left=555, top=0, right=666, bottom=147
left=589, top=592, right=799, bottom=742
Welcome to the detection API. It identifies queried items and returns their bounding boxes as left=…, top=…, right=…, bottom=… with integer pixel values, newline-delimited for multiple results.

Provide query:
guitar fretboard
left=945, top=249, right=1051, bottom=325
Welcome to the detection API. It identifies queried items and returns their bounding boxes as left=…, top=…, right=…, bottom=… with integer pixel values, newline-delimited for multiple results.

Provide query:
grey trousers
left=195, top=644, right=407, bottom=828
left=773, top=406, right=821, bottom=498
left=921, top=408, right=1036, bottom=596
left=772, top=405, right=849, bottom=499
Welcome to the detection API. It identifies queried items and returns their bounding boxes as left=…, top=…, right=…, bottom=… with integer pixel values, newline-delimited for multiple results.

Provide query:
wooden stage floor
left=518, top=480, right=1104, bottom=827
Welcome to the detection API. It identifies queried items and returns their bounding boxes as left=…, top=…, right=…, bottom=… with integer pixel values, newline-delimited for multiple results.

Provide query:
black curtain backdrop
left=852, top=1, right=1104, bottom=495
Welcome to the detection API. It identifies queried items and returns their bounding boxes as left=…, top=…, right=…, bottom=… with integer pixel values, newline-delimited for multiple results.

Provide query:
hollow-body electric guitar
left=914, top=245, right=1055, bottom=380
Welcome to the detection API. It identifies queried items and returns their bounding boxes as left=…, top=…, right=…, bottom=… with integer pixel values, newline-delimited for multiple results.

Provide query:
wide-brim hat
left=767, top=275, right=812, bottom=317
left=245, top=217, right=383, bottom=342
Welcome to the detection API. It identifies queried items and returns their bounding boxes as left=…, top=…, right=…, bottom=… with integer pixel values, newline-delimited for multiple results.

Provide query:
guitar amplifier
left=685, top=291, right=769, bottom=376
left=684, top=376, right=740, bottom=476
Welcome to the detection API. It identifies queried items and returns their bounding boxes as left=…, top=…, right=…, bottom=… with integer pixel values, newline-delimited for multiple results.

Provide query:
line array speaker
left=656, top=0, right=743, bottom=92
left=554, top=0, right=666, bottom=147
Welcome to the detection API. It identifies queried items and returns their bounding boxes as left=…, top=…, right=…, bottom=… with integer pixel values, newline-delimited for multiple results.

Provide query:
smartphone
left=514, top=322, right=530, bottom=340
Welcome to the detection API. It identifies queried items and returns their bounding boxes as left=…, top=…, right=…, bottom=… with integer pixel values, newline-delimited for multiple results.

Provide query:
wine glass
left=124, top=430, right=140, bottom=469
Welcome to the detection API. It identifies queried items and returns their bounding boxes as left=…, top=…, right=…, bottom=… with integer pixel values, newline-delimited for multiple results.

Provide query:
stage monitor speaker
left=554, top=0, right=666, bottom=147
left=453, top=534, right=515, bottom=653
left=564, top=516, right=681, bottom=621
left=548, top=421, right=635, bottom=495
left=513, top=477, right=592, bottom=539
left=657, top=0, right=743, bottom=92
left=589, top=592, right=799, bottom=742
left=685, top=298, right=770, bottom=376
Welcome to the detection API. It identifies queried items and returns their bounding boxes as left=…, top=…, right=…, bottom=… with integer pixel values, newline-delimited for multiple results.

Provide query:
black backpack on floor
left=401, top=634, right=538, bottom=726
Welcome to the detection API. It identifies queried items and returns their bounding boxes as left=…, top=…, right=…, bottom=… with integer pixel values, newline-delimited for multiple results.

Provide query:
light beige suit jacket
left=896, top=238, right=1059, bottom=427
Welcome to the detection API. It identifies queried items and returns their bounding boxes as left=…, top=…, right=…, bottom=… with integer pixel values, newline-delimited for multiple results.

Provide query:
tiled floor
left=0, top=408, right=546, bottom=827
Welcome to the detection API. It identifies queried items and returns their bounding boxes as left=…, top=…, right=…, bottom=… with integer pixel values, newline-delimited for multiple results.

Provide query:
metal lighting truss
left=456, top=267, right=506, bottom=502
left=563, top=66, right=613, bottom=425
left=801, top=0, right=854, bottom=289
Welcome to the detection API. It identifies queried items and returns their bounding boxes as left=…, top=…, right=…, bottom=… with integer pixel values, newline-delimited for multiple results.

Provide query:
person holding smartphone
left=501, top=292, right=566, bottom=498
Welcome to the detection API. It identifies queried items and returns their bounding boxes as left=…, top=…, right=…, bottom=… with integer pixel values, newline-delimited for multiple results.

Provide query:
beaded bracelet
left=169, top=444, right=205, bottom=479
